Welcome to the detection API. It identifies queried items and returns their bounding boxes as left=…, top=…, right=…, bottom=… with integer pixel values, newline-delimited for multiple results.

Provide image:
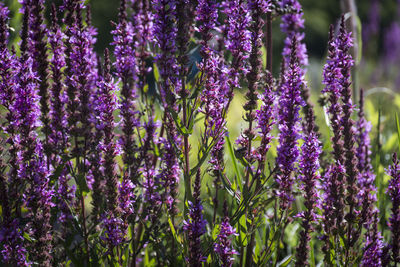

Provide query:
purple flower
left=131, top=0, right=154, bottom=92
left=0, top=2, right=9, bottom=49
left=153, top=0, right=180, bottom=106
left=295, top=109, right=321, bottom=266
left=159, top=135, right=181, bottom=214
left=255, top=72, right=275, bottom=167
left=0, top=219, right=30, bottom=266
left=276, top=38, right=305, bottom=210
left=361, top=213, right=383, bottom=267
left=387, top=153, right=400, bottom=263
left=27, top=0, right=51, bottom=152
left=95, top=50, right=120, bottom=212
left=197, top=0, right=218, bottom=59
left=321, top=163, right=345, bottom=259
left=183, top=170, right=207, bottom=265
left=119, top=178, right=135, bottom=218
left=64, top=2, right=98, bottom=147
left=214, top=204, right=237, bottom=267
left=199, top=53, right=230, bottom=173
left=336, top=17, right=359, bottom=236
left=0, top=3, right=18, bottom=111
left=222, top=0, right=251, bottom=89
left=356, top=89, right=377, bottom=226
left=112, top=1, right=140, bottom=177
left=102, top=212, right=125, bottom=248
left=48, top=5, right=67, bottom=155
left=280, top=0, right=308, bottom=68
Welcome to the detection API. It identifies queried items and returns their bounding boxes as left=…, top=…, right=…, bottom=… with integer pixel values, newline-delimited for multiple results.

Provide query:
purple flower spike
left=153, top=0, right=180, bottom=106
left=356, top=89, right=376, bottom=226
left=387, top=153, right=400, bottom=264
left=112, top=0, right=140, bottom=179
left=184, top=170, right=207, bottom=266
left=197, top=0, right=218, bottom=60
left=255, top=72, right=275, bottom=169
left=0, top=219, right=30, bottom=266
left=223, top=0, right=251, bottom=89
left=214, top=203, right=237, bottom=267
left=361, top=213, right=383, bottom=267
left=276, top=37, right=305, bottom=210
left=280, top=0, right=308, bottom=68
left=96, top=49, right=120, bottom=212
left=0, top=2, right=9, bottom=49
left=295, top=109, right=321, bottom=266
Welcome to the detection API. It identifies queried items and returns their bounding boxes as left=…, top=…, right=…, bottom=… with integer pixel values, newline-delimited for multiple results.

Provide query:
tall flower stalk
left=387, top=153, right=400, bottom=264
left=276, top=37, right=304, bottom=210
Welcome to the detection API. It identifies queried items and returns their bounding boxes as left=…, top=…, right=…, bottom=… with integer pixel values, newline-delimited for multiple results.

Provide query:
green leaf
left=75, top=173, right=90, bottom=194
left=277, top=255, right=292, bottom=267
left=153, top=63, right=160, bottom=82
left=395, top=112, right=400, bottom=153
left=239, top=214, right=248, bottom=246
left=169, top=108, right=192, bottom=136
left=168, top=216, right=182, bottom=244
left=225, top=135, right=243, bottom=192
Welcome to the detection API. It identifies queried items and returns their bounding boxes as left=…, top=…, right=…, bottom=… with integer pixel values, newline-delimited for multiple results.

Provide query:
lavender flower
left=13, top=44, right=53, bottom=265
left=222, top=0, right=251, bottom=97
left=387, top=153, right=400, bottom=264
left=112, top=0, right=140, bottom=178
left=336, top=18, right=359, bottom=244
left=183, top=170, right=207, bottom=266
left=321, top=163, right=345, bottom=260
left=0, top=219, right=30, bottom=266
left=237, top=0, right=271, bottom=165
left=255, top=72, right=275, bottom=171
left=48, top=4, right=67, bottom=156
left=276, top=37, right=305, bottom=210
left=321, top=24, right=346, bottom=233
left=199, top=53, right=229, bottom=173
left=131, top=0, right=154, bottom=93
left=102, top=212, right=125, bottom=248
left=0, top=2, right=9, bottom=49
left=361, top=213, right=383, bottom=267
left=197, top=0, right=218, bottom=61
left=96, top=49, right=120, bottom=212
left=214, top=203, right=237, bottom=267
left=153, top=0, right=180, bottom=106
left=27, top=0, right=51, bottom=155
left=295, top=109, right=321, bottom=266
left=280, top=0, right=308, bottom=68
left=356, top=89, right=376, bottom=226
left=159, top=134, right=181, bottom=214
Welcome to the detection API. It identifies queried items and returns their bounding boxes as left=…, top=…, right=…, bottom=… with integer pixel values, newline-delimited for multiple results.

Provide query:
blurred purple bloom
left=362, top=0, right=380, bottom=46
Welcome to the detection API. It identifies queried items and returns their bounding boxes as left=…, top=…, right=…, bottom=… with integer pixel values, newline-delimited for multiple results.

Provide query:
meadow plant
left=0, top=0, right=399, bottom=266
